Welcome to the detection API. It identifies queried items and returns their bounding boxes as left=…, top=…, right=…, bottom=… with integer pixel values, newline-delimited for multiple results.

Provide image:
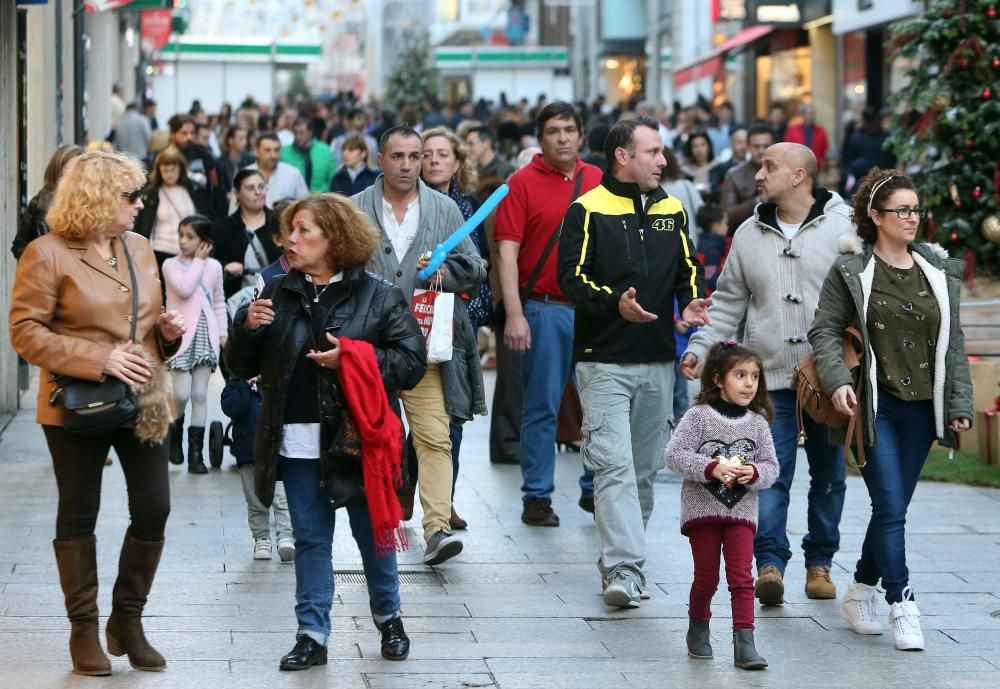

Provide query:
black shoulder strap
left=522, top=170, right=585, bottom=299
left=119, top=237, right=139, bottom=342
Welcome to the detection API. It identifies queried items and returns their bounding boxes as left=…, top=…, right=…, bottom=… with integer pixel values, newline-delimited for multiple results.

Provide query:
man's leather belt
left=526, top=293, right=572, bottom=305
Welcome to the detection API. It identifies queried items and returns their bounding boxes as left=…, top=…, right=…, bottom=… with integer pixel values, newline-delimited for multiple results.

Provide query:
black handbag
left=50, top=237, right=140, bottom=434
left=323, top=379, right=365, bottom=509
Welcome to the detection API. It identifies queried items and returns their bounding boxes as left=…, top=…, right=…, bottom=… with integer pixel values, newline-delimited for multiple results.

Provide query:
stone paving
left=2, top=370, right=1000, bottom=689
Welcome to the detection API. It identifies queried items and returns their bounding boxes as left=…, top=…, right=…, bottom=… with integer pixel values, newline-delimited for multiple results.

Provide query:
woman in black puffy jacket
left=225, top=193, right=425, bottom=673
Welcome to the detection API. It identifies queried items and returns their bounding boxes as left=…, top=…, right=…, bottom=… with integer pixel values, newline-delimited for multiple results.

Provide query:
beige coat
left=9, top=231, right=175, bottom=427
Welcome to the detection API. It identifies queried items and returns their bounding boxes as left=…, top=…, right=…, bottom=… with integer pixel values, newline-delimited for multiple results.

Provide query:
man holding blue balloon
left=353, top=125, right=487, bottom=566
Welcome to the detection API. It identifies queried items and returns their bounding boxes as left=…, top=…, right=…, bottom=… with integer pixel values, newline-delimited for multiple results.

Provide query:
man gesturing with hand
left=558, top=117, right=708, bottom=609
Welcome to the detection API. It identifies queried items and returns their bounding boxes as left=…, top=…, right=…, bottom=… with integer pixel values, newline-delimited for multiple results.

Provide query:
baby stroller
left=207, top=282, right=260, bottom=468
left=208, top=419, right=232, bottom=468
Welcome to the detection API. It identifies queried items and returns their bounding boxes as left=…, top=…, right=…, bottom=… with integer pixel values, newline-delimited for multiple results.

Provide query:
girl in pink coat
left=162, top=215, right=227, bottom=473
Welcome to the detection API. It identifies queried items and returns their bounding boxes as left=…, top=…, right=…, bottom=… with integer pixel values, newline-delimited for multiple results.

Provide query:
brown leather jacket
left=9, top=231, right=177, bottom=426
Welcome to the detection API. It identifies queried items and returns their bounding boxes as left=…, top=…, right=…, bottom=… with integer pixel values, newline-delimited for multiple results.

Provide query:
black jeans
left=43, top=425, right=171, bottom=541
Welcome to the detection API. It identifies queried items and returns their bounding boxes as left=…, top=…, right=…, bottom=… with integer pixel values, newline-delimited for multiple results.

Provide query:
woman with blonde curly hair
left=415, top=127, right=492, bottom=530
left=226, top=192, right=426, bottom=671
left=9, top=151, right=187, bottom=676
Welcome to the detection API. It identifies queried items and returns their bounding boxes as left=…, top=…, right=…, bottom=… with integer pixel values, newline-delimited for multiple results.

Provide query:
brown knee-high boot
left=53, top=537, right=112, bottom=676
left=105, top=532, right=166, bottom=671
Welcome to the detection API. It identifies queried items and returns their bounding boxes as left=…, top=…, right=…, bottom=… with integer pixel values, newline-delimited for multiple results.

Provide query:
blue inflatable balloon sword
left=417, top=183, right=510, bottom=281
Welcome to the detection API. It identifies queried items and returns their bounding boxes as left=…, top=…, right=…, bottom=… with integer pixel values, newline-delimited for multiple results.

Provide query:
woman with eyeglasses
left=9, top=151, right=187, bottom=675
left=210, top=168, right=282, bottom=300
left=808, top=168, right=972, bottom=652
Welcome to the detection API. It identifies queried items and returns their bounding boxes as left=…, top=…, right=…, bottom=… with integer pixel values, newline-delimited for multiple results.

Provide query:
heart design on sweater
left=699, top=438, right=757, bottom=509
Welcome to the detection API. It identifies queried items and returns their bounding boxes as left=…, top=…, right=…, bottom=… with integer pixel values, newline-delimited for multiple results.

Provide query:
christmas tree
left=386, top=31, right=440, bottom=114
left=886, top=1, right=1000, bottom=275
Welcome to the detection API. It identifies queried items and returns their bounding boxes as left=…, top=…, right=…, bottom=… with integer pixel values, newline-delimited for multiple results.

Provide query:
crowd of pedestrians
left=8, top=86, right=971, bottom=679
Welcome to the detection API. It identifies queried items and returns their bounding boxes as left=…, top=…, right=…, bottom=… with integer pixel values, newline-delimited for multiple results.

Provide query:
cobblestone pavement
left=2, top=370, right=1000, bottom=689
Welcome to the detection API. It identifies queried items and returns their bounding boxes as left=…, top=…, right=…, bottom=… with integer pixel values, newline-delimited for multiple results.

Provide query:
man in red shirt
left=784, top=103, right=829, bottom=171
left=494, top=102, right=603, bottom=526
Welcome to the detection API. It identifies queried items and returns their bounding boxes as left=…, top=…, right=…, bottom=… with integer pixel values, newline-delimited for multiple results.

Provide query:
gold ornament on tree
left=931, top=93, right=952, bottom=110
left=982, top=215, right=1000, bottom=243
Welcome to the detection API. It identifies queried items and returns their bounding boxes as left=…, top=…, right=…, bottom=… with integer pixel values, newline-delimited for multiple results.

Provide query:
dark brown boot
left=449, top=506, right=468, bottom=531
left=105, top=533, right=166, bottom=671
left=53, top=537, right=112, bottom=677
left=399, top=481, right=416, bottom=521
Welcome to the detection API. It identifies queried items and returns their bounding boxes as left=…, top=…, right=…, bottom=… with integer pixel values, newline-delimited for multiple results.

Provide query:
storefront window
left=841, top=31, right=867, bottom=124
left=602, top=55, right=646, bottom=105
left=755, top=46, right=811, bottom=119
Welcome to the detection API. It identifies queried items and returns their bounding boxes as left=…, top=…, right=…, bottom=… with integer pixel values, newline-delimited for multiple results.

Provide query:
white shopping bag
left=411, top=288, right=454, bottom=363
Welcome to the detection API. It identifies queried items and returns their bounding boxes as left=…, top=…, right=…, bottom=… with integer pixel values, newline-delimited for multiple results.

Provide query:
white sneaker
left=840, top=581, right=883, bottom=634
left=890, top=588, right=924, bottom=651
left=277, top=538, right=295, bottom=563
left=253, top=538, right=273, bottom=560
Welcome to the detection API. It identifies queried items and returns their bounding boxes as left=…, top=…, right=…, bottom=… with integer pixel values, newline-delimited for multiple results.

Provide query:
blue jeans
left=754, top=389, right=846, bottom=573
left=280, top=457, right=400, bottom=645
left=855, top=391, right=935, bottom=603
left=672, top=359, right=689, bottom=418
left=519, top=298, right=590, bottom=501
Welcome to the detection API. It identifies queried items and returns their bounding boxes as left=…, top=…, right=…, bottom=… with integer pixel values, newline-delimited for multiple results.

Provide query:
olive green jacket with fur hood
left=807, top=234, right=973, bottom=449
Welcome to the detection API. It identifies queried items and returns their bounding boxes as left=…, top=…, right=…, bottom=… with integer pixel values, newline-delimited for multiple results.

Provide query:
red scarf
left=336, top=337, right=408, bottom=556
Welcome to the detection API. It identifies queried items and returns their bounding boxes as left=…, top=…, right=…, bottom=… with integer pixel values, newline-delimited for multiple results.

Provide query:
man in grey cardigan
left=352, top=126, right=487, bottom=567
left=681, top=142, right=854, bottom=606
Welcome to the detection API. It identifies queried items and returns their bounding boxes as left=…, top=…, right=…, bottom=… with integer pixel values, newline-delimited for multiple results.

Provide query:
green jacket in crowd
left=280, top=139, right=336, bottom=193
left=808, top=234, right=973, bottom=449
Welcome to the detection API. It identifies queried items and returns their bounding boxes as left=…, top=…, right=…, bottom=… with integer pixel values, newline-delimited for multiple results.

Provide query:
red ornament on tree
left=973, top=186, right=983, bottom=199
left=984, top=87, right=994, bottom=100
left=959, top=57, right=971, bottom=68
left=950, top=231, right=960, bottom=242
left=966, top=137, right=976, bottom=149
left=988, top=6, right=997, bottom=19
left=993, top=56, right=1000, bottom=69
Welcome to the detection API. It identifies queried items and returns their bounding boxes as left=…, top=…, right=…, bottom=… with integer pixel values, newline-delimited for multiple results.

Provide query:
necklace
left=105, top=256, right=117, bottom=268
left=311, top=281, right=330, bottom=303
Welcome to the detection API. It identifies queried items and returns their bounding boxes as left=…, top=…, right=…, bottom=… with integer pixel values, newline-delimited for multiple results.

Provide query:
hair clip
left=720, top=341, right=738, bottom=348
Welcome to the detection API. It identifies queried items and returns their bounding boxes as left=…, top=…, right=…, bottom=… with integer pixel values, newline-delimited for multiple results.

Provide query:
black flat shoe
left=279, top=635, right=327, bottom=671
left=379, top=617, right=410, bottom=661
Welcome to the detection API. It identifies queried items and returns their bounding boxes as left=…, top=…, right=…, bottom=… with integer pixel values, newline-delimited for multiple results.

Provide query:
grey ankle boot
left=686, top=618, right=712, bottom=659
left=733, top=630, right=767, bottom=670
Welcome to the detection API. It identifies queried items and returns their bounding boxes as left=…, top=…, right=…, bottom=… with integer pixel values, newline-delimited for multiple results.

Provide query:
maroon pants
left=687, top=522, right=755, bottom=631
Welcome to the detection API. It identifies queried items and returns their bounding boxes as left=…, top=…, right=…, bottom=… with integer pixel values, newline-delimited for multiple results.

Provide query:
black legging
left=43, top=425, right=171, bottom=541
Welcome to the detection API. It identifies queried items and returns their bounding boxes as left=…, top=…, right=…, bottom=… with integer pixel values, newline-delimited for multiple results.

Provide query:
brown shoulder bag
left=792, top=325, right=867, bottom=467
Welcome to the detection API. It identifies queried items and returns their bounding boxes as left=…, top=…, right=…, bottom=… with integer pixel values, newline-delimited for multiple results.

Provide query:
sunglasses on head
left=122, top=188, right=143, bottom=203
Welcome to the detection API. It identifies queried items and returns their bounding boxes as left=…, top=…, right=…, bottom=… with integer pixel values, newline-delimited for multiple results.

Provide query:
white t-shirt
left=381, top=196, right=420, bottom=259
left=249, top=161, right=309, bottom=208
left=777, top=217, right=800, bottom=239
left=279, top=271, right=345, bottom=460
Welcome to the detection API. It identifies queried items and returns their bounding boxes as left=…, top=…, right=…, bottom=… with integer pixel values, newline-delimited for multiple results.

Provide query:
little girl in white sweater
left=666, top=342, right=779, bottom=670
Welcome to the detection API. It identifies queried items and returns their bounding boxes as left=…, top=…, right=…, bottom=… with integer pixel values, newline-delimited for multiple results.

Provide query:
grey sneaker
left=599, top=559, right=650, bottom=599
left=603, top=570, right=641, bottom=609
left=423, top=530, right=463, bottom=565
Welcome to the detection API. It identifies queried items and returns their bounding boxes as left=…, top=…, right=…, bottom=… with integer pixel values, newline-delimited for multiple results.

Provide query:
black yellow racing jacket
left=557, top=173, right=703, bottom=363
